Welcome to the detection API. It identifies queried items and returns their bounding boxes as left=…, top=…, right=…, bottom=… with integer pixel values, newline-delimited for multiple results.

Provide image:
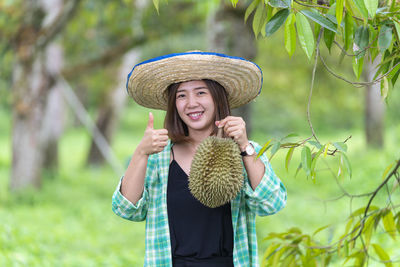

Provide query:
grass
left=1, top=104, right=399, bottom=266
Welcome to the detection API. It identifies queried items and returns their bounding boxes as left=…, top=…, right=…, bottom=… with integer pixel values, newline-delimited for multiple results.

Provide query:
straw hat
left=126, top=51, right=263, bottom=110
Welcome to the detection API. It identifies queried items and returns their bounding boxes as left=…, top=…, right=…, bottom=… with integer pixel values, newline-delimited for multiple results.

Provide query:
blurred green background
left=1, top=0, right=400, bottom=266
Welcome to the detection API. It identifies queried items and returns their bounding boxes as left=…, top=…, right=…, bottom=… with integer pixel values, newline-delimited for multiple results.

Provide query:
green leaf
left=354, top=0, right=369, bottom=19
left=153, top=0, right=160, bottom=14
left=284, top=13, right=296, bottom=57
left=257, top=139, right=273, bottom=158
left=344, top=12, right=354, bottom=50
left=310, top=149, right=322, bottom=177
left=378, top=25, right=393, bottom=53
left=381, top=76, right=389, bottom=101
left=382, top=162, right=394, bottom=180
left=383, top=210, right=397, bottom=240
left=372, top=244, right=393, bottom=267
left=265, top=9, right=290, bottom=36
left=352, top=56, right=364, bottom=80
left=388, top=59, right=400, bottom=80
left=285, top=146, right=295, bottom=171
left=231, top=0, right=239, bottom=8
left=262, top=243, right=280, bottom=265
left=245, top=0, right=260, bottom=22
left=339, top=151, right=352, bottom=177
left=253, top=1, right=267, bottom=38
left=333, top=142, right=347, bottom=152
left=282, top=133, right=299, bottom=140
left=272, top=245, right=286, bottom=267
left=344, top=0, right=355, bottom=18
left=295, top=162, right=302, bottom=177
left=323, top=142, right=330, bottom=157
left=364, top=0, right=378, bottom=18
left=313, top=224, right=330, bottom=236
left=301, top=146, right=312, bottom=176
left=269, top=0, right=290, bottom=8
left=269, top=142, right=281, bottom=160
left=308, top=140, right=322, bottom=149
left=296, top=12, right=315, bottom=60
left=300, top=10, right=337, bottom=33
left=336, top=0, right=344, bottom=29
left=351, top=205, right=379, bottom=217
left=344, top=217, right=354, bottom=236
left=354, top=26, right=369, bottom=59
left=324, top=28, right=335, bottom=52
left=314, top=23, right=321, bottom=42
left=394, top=20, right=400, bottom=42
left=363, top=215, right=375, bottom=247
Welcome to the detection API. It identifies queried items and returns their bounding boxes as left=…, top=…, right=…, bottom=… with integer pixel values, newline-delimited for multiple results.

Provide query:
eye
left=197, top=91, right=207, bottom=95
left=176, top=93, right=185, bottom=99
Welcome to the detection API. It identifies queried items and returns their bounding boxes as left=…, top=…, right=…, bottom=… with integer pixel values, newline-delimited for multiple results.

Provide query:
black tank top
left=167, top=146, right=234, bottom=267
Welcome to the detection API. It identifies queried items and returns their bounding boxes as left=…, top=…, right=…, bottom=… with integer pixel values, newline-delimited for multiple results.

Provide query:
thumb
left=147, top=112, right=154, bottom=129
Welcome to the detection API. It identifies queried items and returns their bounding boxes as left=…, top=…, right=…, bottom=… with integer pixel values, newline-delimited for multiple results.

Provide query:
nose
left=187, top=94, right=198, bottom=108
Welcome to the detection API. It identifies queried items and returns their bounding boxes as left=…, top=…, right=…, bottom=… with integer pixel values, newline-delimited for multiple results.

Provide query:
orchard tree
left=149, top=0, right=400, bottom=265
left=236, top=0, right=400, bottom=265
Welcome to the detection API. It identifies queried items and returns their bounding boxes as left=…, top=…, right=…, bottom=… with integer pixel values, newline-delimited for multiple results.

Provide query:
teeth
left=189, top=112, right=203, bottom=118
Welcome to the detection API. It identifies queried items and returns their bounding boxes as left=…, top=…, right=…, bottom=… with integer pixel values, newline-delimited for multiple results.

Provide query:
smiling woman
left=111, top=51, right=287, bottom=267
left=165, top=79, right=230, bottom=143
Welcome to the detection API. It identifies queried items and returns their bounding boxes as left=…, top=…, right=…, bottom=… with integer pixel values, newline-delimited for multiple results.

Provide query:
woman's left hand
left=215, top=116, right=249, bottom=150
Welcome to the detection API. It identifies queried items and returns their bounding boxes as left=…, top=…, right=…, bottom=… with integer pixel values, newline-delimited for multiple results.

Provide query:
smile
left=187, top=112, right=204, bottom=120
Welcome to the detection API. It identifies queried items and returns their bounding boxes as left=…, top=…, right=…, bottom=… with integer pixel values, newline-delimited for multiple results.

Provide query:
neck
left=187, top=127, right=214, bottom=147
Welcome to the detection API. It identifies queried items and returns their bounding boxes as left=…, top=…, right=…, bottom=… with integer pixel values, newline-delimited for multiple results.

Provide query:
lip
left=187, top=111, right=204, bottom=120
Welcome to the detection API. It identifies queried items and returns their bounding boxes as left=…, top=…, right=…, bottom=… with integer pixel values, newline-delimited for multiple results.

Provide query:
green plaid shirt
left=112, top=140, right=286, bottom=267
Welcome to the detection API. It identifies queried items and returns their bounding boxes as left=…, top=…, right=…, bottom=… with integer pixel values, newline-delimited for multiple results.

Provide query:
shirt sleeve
left=111, top=154, right=158, bottom=222
left=243, top=141, right=287, bottom=216
left=111, top=176, right=149, bottom=221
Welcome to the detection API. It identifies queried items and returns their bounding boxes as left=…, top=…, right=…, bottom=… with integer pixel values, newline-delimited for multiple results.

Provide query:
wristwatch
left=240, top=143, right=255, bottom=157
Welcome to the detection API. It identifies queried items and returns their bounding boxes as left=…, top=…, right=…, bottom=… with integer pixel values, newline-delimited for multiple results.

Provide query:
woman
left=112, top=51, right=287, bottom=267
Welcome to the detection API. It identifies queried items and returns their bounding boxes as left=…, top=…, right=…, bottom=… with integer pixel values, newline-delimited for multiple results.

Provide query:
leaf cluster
left=242, top=0, right=400, bottom=98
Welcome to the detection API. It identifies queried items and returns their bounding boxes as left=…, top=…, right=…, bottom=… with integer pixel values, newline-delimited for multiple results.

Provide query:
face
left=175, top=80, right=216, bottom=135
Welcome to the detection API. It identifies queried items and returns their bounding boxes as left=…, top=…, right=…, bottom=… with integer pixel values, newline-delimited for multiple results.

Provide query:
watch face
left=246, top=144, right=255, bottom=155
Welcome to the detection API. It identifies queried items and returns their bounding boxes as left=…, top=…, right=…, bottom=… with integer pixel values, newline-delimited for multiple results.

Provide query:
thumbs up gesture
left=138, top=112, right=169, bottom=155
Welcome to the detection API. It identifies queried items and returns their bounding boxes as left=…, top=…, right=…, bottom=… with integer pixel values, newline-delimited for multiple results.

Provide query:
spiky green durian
left=188, top=136, right=244, bottom=208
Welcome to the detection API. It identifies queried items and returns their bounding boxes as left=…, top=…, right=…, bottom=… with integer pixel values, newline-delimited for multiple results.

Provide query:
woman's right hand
left=137, top=112, right=169, bottom=155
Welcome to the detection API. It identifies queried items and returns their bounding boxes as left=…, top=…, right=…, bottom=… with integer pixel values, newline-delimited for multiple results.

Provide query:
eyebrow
left=177, top=86, right=208, bottom=93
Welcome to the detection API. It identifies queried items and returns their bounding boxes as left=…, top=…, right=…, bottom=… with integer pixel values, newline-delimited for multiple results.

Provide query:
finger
left=157, top=143, right=168, bottom=151
left=218, top=117, right=230, bottom=128
left=147, top=112, right=154, bottom=129
left=225, top=124, right=244, bottom=133
left=157, top=135, right=169, bottom=142
left=155, top=129, right=168, bottom=135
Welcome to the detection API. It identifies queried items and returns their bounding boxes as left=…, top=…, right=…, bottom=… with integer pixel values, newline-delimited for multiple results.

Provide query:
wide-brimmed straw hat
left=126, top=51, right=263, bottom=110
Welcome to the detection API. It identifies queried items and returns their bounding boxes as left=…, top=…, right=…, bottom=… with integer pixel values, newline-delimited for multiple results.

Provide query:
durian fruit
left=188, top=128, right=244, bottom=208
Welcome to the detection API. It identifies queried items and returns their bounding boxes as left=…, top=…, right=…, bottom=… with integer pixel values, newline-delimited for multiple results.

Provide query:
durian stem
left=217, top=127, right=223, bottom=138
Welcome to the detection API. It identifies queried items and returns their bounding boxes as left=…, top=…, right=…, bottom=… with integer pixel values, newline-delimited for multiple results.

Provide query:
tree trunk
left=11, top=54, right=51, bottom=190
left=42, top=44, right=65, bottom=172
left=87, top=50, right=140, bottom=165
left=10, top=0, right=78, bottom=190
left=364, top=55, right=385, bottom=148
left=207, top=2, right=257, bottom=136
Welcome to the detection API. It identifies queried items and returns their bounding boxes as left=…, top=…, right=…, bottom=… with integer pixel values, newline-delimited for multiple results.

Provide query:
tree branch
left=307, top=29, right=323, bottom=144
left=293, top=0, right=330, bottom=9
left=62, top=37, right=146, bottom=79
left=352, top=160, right=400, bottom=242
left=36, top=0, right=81, bottom=50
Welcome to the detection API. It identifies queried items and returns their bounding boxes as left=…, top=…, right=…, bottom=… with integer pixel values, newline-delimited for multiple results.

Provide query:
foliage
left=231, top=0, right=400, bottom=265
left=243, top=0, right=400, bottom=95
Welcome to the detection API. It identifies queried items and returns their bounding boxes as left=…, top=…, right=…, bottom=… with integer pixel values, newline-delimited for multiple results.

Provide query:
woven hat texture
left=126, top=51, right=263, bottom=110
